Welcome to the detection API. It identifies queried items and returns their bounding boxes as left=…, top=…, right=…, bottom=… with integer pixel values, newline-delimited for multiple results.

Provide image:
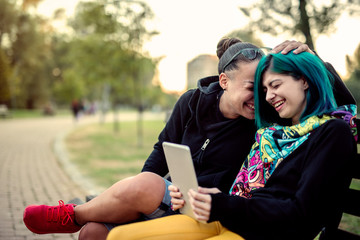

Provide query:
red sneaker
left=23, top=200, right=82, bottom=234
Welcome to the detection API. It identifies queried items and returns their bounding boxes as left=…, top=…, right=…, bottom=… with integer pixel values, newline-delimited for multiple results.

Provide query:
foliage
left=345, top=80, right=360, bottom=109
left=0, top=0, right=52, bottom=109
left=0, top=0, right=18, bottom=44
left=54, top=0, right=162, bottom=113
left=47, top=0, right=173, bottom=143
left=0, top=0, right=171, bottom=112
left=49, top=35, right=85, bottom=106
left=70, top=1, right=118, bottom=36
left=345, top=43, right=360, bottom=107
left=346, top=43, right=360, bottom=82
left=11, top=14, right=52, bottom=109
left=239, top=0, right=360, bottom=50
left=0, top=48, right=11, bottom=105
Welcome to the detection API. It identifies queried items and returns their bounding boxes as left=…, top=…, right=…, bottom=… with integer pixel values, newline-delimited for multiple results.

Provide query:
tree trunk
left=137, top=105, right=144, bottom=148
left=299, top=0, right=315, bottom=50
left=113, top=105, right=120, bottom=133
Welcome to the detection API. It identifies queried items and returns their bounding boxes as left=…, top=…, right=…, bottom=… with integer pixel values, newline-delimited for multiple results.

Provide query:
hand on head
left=271, top=40, right=315, bottom=55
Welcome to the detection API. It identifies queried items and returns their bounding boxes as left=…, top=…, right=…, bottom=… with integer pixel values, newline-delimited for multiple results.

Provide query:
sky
left=37, top=0, right=360, bottom=93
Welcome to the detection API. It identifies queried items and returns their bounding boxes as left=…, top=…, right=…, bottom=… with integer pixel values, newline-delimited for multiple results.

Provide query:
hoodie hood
left=185, top=75, right=223, bottom=135
left=197, top=75, right=222, bottom=94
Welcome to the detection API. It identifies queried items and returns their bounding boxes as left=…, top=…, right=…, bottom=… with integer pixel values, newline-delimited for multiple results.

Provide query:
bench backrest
left=319, top=118, right=360, bottom=240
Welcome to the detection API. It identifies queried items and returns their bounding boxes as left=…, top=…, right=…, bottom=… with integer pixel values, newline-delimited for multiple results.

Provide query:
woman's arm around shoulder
left=325, top=62, right=356, bottom=105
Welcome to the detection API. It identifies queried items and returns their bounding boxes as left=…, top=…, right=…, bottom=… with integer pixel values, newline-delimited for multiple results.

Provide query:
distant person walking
left=71, top=99, right=83, bottom=121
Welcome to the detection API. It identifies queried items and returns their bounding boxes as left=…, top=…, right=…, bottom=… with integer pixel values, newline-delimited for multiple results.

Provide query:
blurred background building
left=187, top=54, right=218, bottom=89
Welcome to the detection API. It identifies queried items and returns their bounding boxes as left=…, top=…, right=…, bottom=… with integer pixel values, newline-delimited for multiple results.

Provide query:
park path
left=0, top=112, right=165, bottom=240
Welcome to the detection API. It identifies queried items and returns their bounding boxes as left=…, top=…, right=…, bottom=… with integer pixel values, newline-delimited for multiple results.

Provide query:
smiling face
left=262, top=70, right=308, bottom=125
left=219, top=61, right=259, bottom=119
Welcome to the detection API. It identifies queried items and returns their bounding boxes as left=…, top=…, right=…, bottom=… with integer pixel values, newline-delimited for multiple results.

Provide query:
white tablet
left=162, top=141, right=198, bottom=219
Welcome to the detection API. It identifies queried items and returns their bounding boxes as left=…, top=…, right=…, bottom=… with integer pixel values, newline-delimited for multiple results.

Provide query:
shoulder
left=323, top=118, right=351, bottom=130
left=313, top=118, right=354, bottom=142
left=173, top=89, right=202, bottom=115
left=177, top=89, right=198, bottom=103
left=302, top=118, right=356, bottom=166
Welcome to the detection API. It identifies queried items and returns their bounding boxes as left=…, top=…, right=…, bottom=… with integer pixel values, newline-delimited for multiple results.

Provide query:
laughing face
left=262, top=71, right=309, bottom=125
left=219, top=61, right=259, bottom=120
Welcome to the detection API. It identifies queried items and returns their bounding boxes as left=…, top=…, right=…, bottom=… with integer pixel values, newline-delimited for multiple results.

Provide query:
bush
left=345, top=80, right=360, bottom=110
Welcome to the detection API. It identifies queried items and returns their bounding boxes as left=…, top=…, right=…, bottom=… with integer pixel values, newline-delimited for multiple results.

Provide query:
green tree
left=11, top=14, right=51, bottom=109
left=66, top=0, right=158, bottom=108
left=0, top=0, right=18, bottom=45
left=239, top=0, right=360, bottom=50
left=60, top=0, right=162, bottom=142
left=0, top=0, right=18, bottom=108
left=0, top=48, right=11, bottom=105
left=48, top=34, right=79, bottom=107
left=346, top=43, right=360, bottom=82
left=0, top=0, right=52, bottom=109
left=345, top=43, right=360, bottom=107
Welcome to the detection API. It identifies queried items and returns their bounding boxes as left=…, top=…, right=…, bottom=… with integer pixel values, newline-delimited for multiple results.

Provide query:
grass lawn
left=65, top=120, right=166, bottom=188
left=3, top=108, right=71, bottom=118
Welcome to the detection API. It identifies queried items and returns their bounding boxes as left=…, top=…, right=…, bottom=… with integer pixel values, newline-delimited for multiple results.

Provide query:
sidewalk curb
left=53, top=125, right=103, bottom=197
left=51, top=111, right=166, bottom=199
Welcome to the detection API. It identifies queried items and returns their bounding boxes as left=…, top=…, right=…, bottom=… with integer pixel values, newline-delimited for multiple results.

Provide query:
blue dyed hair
left=254, top=51, right=337, bottom=128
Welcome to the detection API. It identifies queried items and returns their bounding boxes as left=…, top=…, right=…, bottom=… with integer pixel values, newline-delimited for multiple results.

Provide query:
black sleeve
left=141, top=90, right=195, bottom=176
left=208, top=120, right=356, bottom=238
left=325, top=62, right=356, bottom=105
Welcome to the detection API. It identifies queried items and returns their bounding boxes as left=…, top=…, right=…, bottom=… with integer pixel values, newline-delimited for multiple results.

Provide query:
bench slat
left=343, top=188, right=360, bottom=217
left=330, top=229, right=360, bottom=240
left=352, top=154, right=360, bottom=179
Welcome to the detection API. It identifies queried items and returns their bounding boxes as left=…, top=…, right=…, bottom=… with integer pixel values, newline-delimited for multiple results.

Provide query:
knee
left=113, top=172, right=165, bottom=200
left=78, top=222, right=108, bottom=240
left=134, top=172, right=166, bottom=204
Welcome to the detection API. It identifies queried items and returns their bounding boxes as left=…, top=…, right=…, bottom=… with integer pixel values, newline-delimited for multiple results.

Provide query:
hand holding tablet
left=162, top=142, right=199, bottom=220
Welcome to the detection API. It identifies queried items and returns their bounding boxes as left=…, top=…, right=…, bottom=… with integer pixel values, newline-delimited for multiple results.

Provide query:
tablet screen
left=162, top=141, right=199, bottom=219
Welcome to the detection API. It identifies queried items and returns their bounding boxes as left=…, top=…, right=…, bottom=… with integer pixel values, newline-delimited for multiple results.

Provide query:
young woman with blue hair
left=106, top=51, right=358, bottom=240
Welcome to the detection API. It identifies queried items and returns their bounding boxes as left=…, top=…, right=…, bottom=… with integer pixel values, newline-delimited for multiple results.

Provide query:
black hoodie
left=142, top=76, right=257, bottom=192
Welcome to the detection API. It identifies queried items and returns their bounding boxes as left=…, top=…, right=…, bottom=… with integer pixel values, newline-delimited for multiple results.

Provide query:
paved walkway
left=0, top=112, right=165, bottom=240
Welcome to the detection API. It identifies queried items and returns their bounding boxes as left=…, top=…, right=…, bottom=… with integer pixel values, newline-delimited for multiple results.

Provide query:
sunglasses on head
left=221, top=47, right=272, bottom=73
